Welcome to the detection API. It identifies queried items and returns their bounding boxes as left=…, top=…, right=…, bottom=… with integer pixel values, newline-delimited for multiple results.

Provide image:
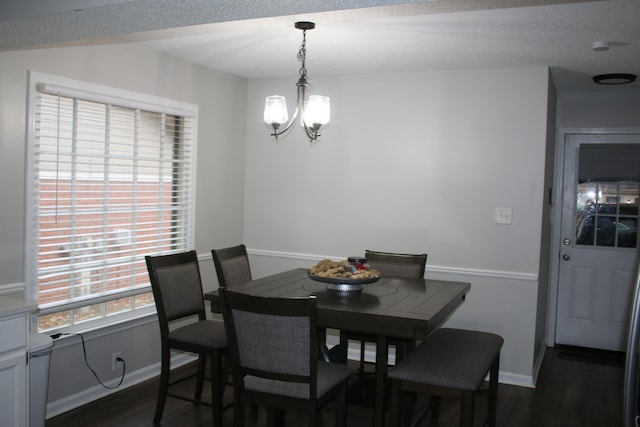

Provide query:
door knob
left=562, top=254, right=570, bottom=261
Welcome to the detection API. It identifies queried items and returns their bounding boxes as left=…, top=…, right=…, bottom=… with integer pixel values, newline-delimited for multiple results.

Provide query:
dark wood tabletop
left=205, top=267, right=469, bottom=341
left=204, top=267, right=470, bottom=427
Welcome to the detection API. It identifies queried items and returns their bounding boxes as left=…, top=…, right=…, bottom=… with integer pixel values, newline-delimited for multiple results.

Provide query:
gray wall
left=556, top=90, right=640, bottom=129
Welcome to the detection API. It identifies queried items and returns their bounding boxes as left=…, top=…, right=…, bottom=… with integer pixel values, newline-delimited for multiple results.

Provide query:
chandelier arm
left=270, top=102, right=300, bottom=138
left=270, top=80, right=309, bottom=139
left=301, top=108, right=321, bottom=141
left=297, top=82, right=318, bottom=141
left=303, top=124, right=320, bottom=141
left=297, top=82, right=321, bottom=141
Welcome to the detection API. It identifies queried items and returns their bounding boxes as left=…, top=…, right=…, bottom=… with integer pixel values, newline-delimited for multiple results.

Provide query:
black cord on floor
left=50, top=332, right=126, bottom=389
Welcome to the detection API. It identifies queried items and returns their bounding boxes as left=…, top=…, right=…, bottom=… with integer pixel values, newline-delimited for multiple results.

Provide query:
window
left=26, top=72, right=198, bottom=332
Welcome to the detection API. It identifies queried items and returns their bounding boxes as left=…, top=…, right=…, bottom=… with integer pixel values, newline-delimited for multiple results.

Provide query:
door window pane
left=576, top=181, right=639, bottom=248
left=596, top=216, right=615, bottom=247
left=618, top=218, right=638, bottom=248
left=576, top=182, right=596, bottom=245
left=596, top=183, right=618, bottom=214
left=620, top=182, right=639, bottom=215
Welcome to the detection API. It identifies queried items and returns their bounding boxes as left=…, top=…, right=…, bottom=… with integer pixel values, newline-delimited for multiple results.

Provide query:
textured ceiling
left=1, top=0, right=639, bottom=92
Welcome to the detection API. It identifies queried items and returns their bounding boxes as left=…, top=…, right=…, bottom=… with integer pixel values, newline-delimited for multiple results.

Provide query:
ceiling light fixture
left=592, top=41, right=610, bottom=51
left=264, top=22, right=330, bottom=142
left=593, top=73, right=637, bottom=85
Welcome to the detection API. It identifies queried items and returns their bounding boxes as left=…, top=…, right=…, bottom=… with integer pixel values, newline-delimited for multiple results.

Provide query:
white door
left=556, top=133, right=640, bottom=351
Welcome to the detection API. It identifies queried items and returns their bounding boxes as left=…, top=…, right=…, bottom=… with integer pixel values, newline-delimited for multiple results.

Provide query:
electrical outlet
left=494, top=207, right=513, bottom=225
left=112, top=352, right=123, bottom=371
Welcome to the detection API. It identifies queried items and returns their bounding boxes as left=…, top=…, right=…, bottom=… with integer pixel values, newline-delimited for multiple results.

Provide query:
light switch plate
left=495, top=207, right=512, bottom=224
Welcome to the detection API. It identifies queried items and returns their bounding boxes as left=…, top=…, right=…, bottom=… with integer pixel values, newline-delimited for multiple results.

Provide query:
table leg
left=374, top=335, right=388, bottom=427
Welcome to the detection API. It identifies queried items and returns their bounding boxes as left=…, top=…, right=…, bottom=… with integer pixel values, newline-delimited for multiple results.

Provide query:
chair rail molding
left=246, top=248, right=539, bottom=283
left=0, top=282, right=26, bottom=296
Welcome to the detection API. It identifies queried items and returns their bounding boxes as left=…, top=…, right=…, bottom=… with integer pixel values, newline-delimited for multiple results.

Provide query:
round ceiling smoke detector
left=593, top=73, right=637, bottom=85
left=592, top=41, right=610, bottom=51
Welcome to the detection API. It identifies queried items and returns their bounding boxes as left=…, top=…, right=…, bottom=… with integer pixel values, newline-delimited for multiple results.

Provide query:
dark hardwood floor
left=45, top=346, right=623, bottom=427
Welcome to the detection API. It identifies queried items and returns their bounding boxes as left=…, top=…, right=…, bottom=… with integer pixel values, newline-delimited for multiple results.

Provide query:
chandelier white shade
left=304, top=95, right=331, bottom=127
left=264, top=22, right=330, bottom=142
left=264, top=95, right=288, bottom=125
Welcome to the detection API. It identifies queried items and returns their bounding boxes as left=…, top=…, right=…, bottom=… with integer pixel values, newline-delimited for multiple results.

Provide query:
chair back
left=146, top=250, right=206, bottom=326
left=211, top=244, right=252, bottom=287
left=365, top=249, right=427, bottom=279
left=220, top=288, right=318, bottom=398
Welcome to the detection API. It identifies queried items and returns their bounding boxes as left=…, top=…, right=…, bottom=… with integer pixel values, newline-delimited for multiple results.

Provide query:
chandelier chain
left=297, top=29, right=308, bottom=78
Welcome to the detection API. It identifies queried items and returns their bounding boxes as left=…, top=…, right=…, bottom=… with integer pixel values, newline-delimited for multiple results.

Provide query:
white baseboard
left=530, top=342, right=548, bottom=387
left=498, top=371, right=536, bottom=388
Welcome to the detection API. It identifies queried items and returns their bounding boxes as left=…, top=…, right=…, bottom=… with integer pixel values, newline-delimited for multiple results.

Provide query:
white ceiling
left=1, top=0, right=639, bottom=92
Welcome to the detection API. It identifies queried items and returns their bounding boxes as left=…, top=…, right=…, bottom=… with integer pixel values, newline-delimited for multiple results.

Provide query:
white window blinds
left=27, top=73, right=198, bottom=331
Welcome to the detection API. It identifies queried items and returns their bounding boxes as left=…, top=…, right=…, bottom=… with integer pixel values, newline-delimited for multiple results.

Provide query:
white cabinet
left=0, top=298, right=35, bottom=427
left=0, top=350, right=27, bottom=426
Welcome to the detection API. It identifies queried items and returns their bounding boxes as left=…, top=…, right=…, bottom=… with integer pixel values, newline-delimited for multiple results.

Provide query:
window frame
left=25, top=71, right=199, bottom=333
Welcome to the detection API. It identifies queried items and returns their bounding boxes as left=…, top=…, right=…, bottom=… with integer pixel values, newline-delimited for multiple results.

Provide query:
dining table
left=204, top=267, right=470, bottom=427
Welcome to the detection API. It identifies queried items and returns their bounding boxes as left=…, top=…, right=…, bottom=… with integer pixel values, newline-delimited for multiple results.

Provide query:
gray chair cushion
left=168, top=319, right=227, bottom=349
left=155, top=261, right=204, bottom=320
left=233, top=309, right=311, bottom=375
left=389, top=328, right=503, bottom=391
left=245, top=361, right=351, bottom=399
left=221, top=256, right=252, bottom=287
left=367, top=260, right=423, bottom=278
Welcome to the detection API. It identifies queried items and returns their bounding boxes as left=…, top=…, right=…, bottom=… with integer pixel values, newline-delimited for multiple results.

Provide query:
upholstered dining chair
left=219, top=288, right=352, bottom=427
left=145, top=250, right=228, bottom=427
left=211, top=244, right=252, bottom=288
left=342, top=250, right=428, bottom=375
left=388, top=328, right=504, bottom=427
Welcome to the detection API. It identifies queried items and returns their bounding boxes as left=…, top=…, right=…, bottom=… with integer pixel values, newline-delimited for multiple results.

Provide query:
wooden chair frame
left=146, top=250, right=228, bottom=427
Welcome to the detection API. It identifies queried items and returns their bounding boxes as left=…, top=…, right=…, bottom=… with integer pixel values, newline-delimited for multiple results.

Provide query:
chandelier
left=263, top=21, right=330, bottom=142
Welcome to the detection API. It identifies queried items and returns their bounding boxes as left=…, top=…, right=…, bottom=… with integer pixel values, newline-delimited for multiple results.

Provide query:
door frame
left=547, top=127, right=640, bottom=348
